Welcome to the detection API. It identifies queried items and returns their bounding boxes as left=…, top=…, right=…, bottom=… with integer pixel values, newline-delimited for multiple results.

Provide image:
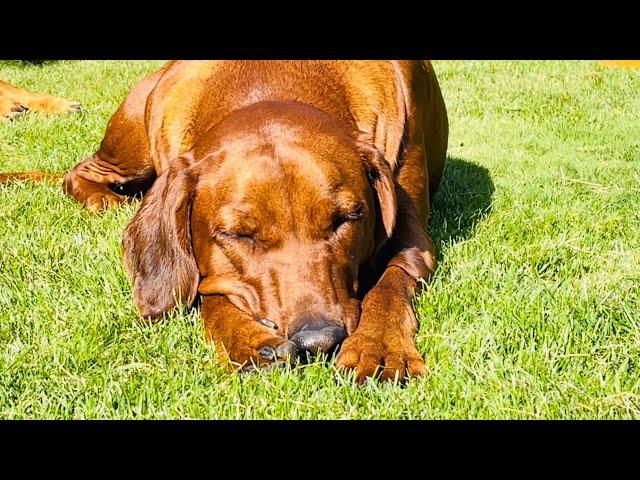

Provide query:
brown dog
left=0, top=80, right=81, bottom=118
left=5, top=61, right=448, bottom=383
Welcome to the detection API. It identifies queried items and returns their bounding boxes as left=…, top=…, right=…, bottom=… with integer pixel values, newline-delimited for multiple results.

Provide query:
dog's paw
left=39, top=98, right=83, bottom=115
left=221, top=319, right=298, bottom=373
left=240, top=338, right=298, bottom=373
left=84, top=191, right=126, bottom=212
left=0, top=101, right=27, bottom=120
left=9, top=104, right=28, bottom=118
left=336, top=329, right=427, bottom=384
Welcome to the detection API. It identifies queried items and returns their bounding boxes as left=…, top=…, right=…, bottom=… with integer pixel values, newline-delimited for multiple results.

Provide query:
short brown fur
left=2, top=61, right=448, bottom=383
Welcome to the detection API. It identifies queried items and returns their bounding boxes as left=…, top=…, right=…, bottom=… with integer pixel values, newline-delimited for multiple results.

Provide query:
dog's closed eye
left=214, top=230, right=257, bottom=247
left=331, top=204, right=365, bottom=232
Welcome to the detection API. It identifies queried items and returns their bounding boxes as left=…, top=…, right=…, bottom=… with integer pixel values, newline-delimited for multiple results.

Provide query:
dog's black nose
left=290, top=318, right=347, bottom=356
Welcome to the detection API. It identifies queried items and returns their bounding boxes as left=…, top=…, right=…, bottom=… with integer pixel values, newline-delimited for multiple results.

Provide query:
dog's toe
left=275, top=340, right=297, bottom=361
left=6, top=105, right=28, bottom=119
left=258, top=340, right=297, bottom=362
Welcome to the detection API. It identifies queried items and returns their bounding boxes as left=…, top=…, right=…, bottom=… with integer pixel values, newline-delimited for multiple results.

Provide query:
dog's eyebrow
left=218, top=203, right=254, bottom=218
left=335, top=197, right=368, bottom=216
left=213, top=204, right=259, bottom=233
left=333, top=187, right=359, bottom=206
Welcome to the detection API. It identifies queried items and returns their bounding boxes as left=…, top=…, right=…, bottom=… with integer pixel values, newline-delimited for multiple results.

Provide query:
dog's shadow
left=13, top=60, right=59, bottom=66
left=429, top=157, right=495, bottom=257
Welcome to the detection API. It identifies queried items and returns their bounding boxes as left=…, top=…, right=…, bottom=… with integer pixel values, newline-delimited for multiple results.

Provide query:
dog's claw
left=259, top=346, right=277, bottom=361
left=257, top=317, right=277, bottom=329
left=261, top=341, right=297, bottom=361
left=70, top=103, right=83, bottom=111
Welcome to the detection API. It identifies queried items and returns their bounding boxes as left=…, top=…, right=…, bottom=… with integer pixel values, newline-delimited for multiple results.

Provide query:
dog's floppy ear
left=122, top=155, right=199, bottom=320
left=356, top=134, right=397, bottom=241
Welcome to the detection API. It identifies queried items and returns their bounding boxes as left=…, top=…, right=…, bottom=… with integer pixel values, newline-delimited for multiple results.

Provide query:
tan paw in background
left=0, top=80, right=82, bottom=119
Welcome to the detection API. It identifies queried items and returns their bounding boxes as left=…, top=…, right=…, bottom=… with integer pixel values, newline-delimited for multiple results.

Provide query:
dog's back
left=140, top=61, right=447, bottom=196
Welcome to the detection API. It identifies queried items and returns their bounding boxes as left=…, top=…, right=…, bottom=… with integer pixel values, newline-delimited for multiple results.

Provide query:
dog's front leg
left=336, top=208, right=436, bottom=384
left=201, top=295, right=297, bottom=371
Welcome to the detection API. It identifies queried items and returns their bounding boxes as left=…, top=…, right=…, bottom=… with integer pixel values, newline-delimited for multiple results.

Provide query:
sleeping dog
left=2, top=61, right=448, bottom=383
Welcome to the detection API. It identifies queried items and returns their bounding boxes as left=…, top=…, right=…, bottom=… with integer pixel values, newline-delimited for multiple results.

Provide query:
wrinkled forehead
left=194, top=132, right=368, bottom=228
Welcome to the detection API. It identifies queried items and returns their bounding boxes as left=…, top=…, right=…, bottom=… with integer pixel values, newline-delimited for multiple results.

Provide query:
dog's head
left=122, top=101, right=396, bottom=355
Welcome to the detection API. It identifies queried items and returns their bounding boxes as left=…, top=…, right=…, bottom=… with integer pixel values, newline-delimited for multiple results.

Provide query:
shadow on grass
left=429, top=157, right=495, bottom=260
left=15, top=60, right=59, bottom=66
left=0, top=60, right=60, bottom=70
left=0, top=60, right=61, bottom=74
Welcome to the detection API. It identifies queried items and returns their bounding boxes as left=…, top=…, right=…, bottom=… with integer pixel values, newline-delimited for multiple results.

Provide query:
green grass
left=1, top=60, right=639, bottom=419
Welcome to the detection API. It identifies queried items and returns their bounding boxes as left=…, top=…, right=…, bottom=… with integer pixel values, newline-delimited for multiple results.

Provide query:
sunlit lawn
left=1, top=60, right=638, bottom=418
